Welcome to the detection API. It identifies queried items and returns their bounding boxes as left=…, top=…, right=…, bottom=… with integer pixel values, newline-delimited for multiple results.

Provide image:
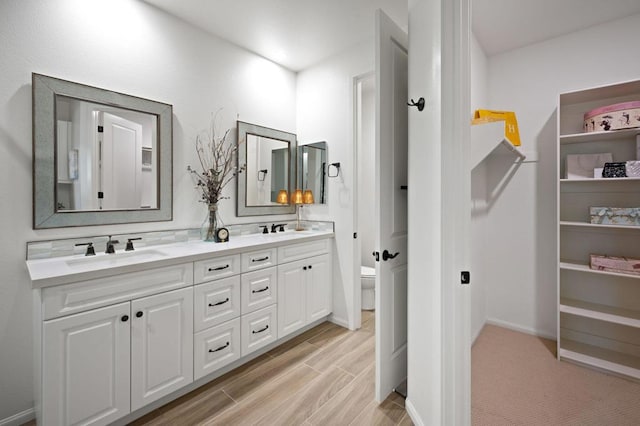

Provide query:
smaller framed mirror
left=236, top=121, right=296, bottom=216
left=298, top=142, right=328, bottom=204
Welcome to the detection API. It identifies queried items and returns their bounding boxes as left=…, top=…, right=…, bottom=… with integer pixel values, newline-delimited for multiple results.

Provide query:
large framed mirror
left=236, top=121, right=296, bottom=216
left=298, top=141, right=327, bottom=204
left=32, top=73, right=173, bottom=228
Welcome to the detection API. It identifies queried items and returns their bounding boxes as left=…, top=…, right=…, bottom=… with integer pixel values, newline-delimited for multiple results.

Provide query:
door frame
left=405, top=0, right=471, bottom=424
left=352, top=70, right=375, bottom=331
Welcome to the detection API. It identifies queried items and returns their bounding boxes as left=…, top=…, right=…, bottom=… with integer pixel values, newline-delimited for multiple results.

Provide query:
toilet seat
left=361, top=266, right=375, bottom=278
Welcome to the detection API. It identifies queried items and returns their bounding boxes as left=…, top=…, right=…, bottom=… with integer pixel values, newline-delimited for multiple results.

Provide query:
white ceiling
left=143, top=0, right=408, bottom=72
left=473, top=0, right=640, bottom=56
left=144, top=0, right=640, bottom=70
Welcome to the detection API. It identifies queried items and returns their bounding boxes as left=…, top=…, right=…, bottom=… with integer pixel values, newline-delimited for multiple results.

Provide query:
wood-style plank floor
left=131, top=310, right=412, bottom=426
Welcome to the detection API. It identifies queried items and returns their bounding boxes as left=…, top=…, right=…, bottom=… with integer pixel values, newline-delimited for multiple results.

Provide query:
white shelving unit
left=557, top=79, right=640, bottom=380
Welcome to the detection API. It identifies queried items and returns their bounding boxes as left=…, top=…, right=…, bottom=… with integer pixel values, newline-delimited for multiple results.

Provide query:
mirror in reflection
left=55, top=96, right=158, bottom=211
left=298, top=142, right=327, bottom=204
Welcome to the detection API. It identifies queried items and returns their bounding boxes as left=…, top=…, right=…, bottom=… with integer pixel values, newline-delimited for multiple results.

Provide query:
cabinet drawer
left=194, top=254, right=241, bottom=284
left=42, top=263, right=193, bottom=320
left=194, top=318, right=241, bottom=381
left=241, top=248, right=277, bottom=272
left=241, top=267, right=277, bottom=314
left=241, top=305, right=277, bottom=356
left=278, top=239, right=329, bottom=264
left=194, top=276, right=241, bottom=332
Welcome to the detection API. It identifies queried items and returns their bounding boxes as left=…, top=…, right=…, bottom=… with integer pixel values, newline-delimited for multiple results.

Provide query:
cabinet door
left=306, top=254, right=332, bottom=323
left=241, top=266, right=277, bottom=314
left=43, top=302, right=130, bottom=426
left=194, top=318, right=241, bottom=380
left=131, top=287, right=193, bottom=411
left=277, top=259, right=307, bottom=338
left=194, top=275, right=241, bottom=332
left=241, top=304, right=278, bottom=356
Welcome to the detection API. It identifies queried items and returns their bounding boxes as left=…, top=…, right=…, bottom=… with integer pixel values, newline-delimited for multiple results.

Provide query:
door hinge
left=461, top=271, right=471, bottom=285
left=353, top=232, right=357, bottom=239
left=97, top=125, right=104, bottom=133
left=372, top=251, right=379, bottom=262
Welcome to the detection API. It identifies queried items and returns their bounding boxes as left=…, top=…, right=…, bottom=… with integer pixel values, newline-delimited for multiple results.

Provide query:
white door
left=375, top=9, right=409, bottom=402
left=407, top=0, right=471, bottom=423
left=277, top=260, right=307, bottom=337
left=42, top=302, right=130, bottom=426
left=131, top=287, right=194, bottom=411
left=101, top=112, right=143, bottom=209
left=305, top=254, right=332, bottom=323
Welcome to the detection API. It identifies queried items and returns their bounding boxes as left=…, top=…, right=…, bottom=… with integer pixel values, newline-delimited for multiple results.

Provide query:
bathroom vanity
left=27, top=230, right=333, bottom=426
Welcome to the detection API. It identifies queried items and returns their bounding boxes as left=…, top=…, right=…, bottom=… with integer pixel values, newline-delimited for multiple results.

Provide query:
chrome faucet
left=105, top=236, right=119, bottom=254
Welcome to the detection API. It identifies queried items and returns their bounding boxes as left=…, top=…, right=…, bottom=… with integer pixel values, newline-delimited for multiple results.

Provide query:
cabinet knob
left=136, top=311, right=144, bottom=318
left=121, top=315, right=129, bottom=322
left=303, top=266, right=307, bottom=270
left=309, top=265, right=312, bottom=269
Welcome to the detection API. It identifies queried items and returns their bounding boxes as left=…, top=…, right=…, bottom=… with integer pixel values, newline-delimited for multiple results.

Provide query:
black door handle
left=209, top=297, right=230, bottom=307
left=209, top=342, right=230, bottom=353
left=252, top=324, right=269, bottom=334
left=382, top=250, right=399, bottom=261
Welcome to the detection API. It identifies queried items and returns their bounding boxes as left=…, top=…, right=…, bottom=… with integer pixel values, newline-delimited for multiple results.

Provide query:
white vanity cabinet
left=277, top=240, right=332, bottom=338
left=30, top=233, right=333, bottom=425
left=37, top=263, right=194, bottom=426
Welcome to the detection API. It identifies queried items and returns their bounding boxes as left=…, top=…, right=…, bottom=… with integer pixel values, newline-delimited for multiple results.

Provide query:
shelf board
left=560, top=261, right=640, bottom=280
left=560, top=298, right=640, bottom=328
left=471, top=121, right=525, bottom=169
left=560, top=221, right=640, bottom=230
left=559, top=128, right=640, bottom=144
left=560, top=177, right=640, bottom=183
left=559, top=339, right=640, bottom=380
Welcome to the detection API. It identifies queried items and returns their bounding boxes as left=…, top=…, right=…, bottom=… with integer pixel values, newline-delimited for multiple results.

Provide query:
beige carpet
left=472, top=325, right=640, bottom=425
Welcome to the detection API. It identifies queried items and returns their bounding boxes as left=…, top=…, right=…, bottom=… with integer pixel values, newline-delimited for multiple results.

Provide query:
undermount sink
left=65, top=249, right=169, bottom=269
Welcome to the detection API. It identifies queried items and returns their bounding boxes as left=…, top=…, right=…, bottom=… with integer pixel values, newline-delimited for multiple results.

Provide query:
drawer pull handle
left=209, top=264, right=230, bottom=272
left=252, top=256, right=269, bottom=262
left=252, top=286, right=269, bottom=294
left=209, top=298, right=230, bottom=307
left=252, top=324, right=269, bottom=334
left=209, top=341, right=230, bottom=353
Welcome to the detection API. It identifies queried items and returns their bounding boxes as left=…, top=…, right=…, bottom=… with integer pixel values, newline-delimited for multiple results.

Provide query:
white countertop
left=27, top=230, right=334, bottom=289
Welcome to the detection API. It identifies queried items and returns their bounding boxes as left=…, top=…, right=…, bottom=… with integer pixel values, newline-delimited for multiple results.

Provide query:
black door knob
left=121, top=315, right=129, bottom=322
left=136, top=311, right=143, bottom=318
left=382, top=250, right=399, bottom=261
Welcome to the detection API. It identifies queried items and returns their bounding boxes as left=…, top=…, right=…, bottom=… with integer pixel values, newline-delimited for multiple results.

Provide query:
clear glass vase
left=201, top=203, right=218, bottom=242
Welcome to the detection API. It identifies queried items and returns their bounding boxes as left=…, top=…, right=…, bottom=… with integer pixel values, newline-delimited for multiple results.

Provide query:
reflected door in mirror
left=55, top=96, right=158, bottom=211
left=245, top=134, right=289, bottom=207
left=298, top=142, right=327, bottom=204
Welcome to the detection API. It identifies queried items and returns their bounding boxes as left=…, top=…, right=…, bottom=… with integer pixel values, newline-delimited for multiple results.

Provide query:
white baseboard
left=0, top=408, right=35, bottom=426
left=486, top=318, right=556, bottom=341
left=404, top=398, right=423, bottom=426
left=329, top=314, right=350, bottom=329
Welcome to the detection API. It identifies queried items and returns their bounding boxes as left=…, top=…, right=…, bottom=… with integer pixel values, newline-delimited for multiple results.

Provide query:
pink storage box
left=590, top=254, right=640, bottom=276
left=583, top=101, right=640, bottom=132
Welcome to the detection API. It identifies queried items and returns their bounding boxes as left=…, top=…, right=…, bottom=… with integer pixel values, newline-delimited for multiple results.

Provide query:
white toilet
left=361, top=266, right=376, bottom=310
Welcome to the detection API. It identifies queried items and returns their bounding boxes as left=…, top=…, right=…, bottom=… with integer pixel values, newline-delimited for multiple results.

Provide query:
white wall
left=0, top=0, right=297, bottom=420
left=296, top=40, right=374, bottom=329
left=484, top=12, right=640, bottom=338
left=469, top=33, right=489, bottom=343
